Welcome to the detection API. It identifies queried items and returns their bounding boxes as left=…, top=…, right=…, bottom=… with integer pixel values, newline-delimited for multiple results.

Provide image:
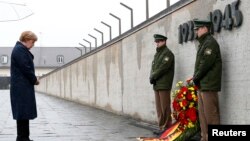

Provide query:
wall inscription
left=178, top=0, right=243, bottom=44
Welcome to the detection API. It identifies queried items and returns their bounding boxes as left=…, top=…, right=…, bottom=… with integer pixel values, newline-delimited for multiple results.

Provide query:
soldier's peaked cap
left=193, top=19, right=212, bottom=30
left=153, top=34, right=167, bottom=41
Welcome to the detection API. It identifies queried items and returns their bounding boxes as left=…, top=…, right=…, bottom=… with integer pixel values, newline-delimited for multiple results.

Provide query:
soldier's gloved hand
left=193, top=77, right=200, bottom=87
left=150, top=78, right=156, bottom=85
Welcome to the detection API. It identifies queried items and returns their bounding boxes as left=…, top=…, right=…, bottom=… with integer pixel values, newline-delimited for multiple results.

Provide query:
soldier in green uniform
left=192, top=19, right=222, bottom=141
left=150, top=34, right=175, bottom=135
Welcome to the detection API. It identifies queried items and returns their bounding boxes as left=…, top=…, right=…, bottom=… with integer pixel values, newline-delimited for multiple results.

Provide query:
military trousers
left=198, top=91, right=220, bottom=141
left=154, top=90, right=172, bottom=130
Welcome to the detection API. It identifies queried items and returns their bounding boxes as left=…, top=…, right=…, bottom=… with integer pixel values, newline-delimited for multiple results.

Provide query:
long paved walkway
left=0, top=90, right=154, bottom=141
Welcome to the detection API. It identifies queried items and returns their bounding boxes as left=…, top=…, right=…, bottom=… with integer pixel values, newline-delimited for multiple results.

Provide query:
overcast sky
left=0, top=0, right=179, bottom=47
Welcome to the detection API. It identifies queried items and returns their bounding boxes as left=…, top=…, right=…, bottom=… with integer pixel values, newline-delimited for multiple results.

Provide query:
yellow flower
left=176, top=81, right=183, bottom=87
left=188, top=122, right=194, bottom=128
left=188, top=87, right=194, bottom=91
left=189, top=102, right=195, bottom=108
left=193, top=97, right=198, bottom=101
left=179, top=102, right=183, bottom=107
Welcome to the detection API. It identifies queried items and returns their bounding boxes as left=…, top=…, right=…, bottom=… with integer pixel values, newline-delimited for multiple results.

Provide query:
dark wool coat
left=10, top=41, right=38, bottom=120
left=193, top=33, right=222, bottom=91
left=150, top=45, right=175, bottom=90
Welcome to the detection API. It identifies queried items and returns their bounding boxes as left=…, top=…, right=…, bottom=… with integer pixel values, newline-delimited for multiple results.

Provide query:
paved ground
left=0, top=90, right=155, bottom=141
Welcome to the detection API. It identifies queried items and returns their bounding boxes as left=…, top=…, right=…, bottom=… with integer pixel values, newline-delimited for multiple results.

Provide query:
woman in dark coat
left=10, top=31, right=39, bottom=141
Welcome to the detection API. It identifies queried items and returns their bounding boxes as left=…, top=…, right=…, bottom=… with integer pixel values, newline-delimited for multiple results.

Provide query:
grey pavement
left=0, top=90, right=155, bottom=141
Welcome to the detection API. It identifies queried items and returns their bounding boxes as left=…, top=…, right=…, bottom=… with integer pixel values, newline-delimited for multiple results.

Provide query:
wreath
left=171, top=80, right=200, bottom=141
left=137, top=79, right=200, bottom=141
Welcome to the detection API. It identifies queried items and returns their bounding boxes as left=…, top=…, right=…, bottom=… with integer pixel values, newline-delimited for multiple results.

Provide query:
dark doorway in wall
left=0, top=77, right=10, bottom=89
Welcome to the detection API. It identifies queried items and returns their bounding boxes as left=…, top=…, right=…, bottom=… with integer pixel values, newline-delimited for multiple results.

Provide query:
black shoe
left=16, top=137, right=33, bottom=141
left=25, top=138, right=33, bottom=141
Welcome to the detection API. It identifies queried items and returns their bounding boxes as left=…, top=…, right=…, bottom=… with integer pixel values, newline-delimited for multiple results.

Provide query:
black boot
left=16, top=120, right=33, bottom=141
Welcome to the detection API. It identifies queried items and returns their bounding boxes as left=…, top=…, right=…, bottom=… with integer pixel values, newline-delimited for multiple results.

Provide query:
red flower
left=177, top=93, right=183, bottom=99
left=181, top=86, right=188, bottom=93
left=173, top=100, right=181, bottom=111
left=186, top=107, right=197, bottom=122
left=181, top=119, right=188, bottom=125
left=178, top=111, right=185, bottom=120
left=186, top=93, right=193, bottom=101
left=181, top=99, right=188, bottom=107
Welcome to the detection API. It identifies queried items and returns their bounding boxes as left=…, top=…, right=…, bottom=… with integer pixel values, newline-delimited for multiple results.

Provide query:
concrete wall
left=0, top=68, right=55, bottom=77
left=36, top=0, right=250, bottom=124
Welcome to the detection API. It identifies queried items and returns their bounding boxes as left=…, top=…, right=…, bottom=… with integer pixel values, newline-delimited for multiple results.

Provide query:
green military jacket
left=150, top=45, right=175, bottom=90
left=194, top=33, right=222, bottom=91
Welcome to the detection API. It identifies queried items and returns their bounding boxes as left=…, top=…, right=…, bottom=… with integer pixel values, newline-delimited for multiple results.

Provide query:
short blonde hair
left=19, top=31, right=38, bottom=42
